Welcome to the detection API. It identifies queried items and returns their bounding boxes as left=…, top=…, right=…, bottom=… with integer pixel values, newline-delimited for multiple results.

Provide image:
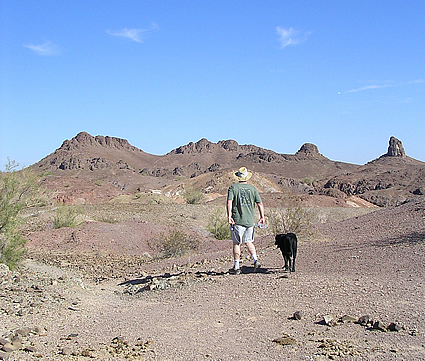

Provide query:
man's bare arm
left=257, top=202, right=265, bottom=224
left=227, top=199, right=235, bottom=225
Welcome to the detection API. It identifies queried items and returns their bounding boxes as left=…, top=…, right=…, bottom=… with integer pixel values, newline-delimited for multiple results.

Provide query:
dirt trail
left=2, top=198, right=425, bottom=360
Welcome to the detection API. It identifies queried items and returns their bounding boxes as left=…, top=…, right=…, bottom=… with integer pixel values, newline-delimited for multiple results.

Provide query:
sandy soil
left=1, top=198, right=425, bottom=360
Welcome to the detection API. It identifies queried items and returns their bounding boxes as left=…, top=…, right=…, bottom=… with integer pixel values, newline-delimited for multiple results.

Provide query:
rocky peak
left=218, top=139, right=239, bottom=151
left=60, top=132, right=137, bottom=152
left=173, top=138, right=216, bottom=154
left=385, top=136, right=406, bottom=157
left=295, top=143, right=324, bottom=159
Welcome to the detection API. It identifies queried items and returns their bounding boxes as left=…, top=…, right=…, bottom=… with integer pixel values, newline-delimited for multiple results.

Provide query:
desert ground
left=1, top=195, right=425, bottom=360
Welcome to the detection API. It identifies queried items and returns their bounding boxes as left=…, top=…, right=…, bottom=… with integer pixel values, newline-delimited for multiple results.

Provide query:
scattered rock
left=60, top=346, right=72, bottom=356
left=23, top=345, right=37, bottom=353
left=412, top=187, right=424, bottom=195
left=293, top=311, right=303, bottom=320
left=0, top=264, right=10, bottom=278
left=1, top=344, right=15, bottom=353
left=15, top=327, right=31, bottom=337
left=0, top=350, right=10, bottom=361
left=0, top=325, right=47, bottom=359
left=373, top=321, right=387, bottom=332
left=409, top=329, right=419, bottom=336
left=387, top=322, right=402, bottom=332
left=272, top=335, right=297, bottom=346
left=316, top=338, right=360, bottom=358
left=107, top=336, right=153, bottom=358
left=357, top=315, right=373, bottom=327
left=323, top=314, right=338, bottom=327
left=339, top=315, right=357, bottom=323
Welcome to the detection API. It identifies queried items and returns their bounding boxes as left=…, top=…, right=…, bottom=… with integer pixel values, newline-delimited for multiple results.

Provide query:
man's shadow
left=119, top=266, right=287, bottom=288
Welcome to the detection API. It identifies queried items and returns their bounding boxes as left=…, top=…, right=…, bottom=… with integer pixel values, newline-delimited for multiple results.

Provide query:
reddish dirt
left=1, top=197, right=424, bottom=360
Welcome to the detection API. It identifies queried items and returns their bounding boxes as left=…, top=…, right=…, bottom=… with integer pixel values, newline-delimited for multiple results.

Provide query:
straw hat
left=234, top=167, right=252, bottom=182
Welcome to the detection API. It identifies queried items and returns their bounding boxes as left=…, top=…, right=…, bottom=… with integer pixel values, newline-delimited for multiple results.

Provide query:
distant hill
left=33, top=132, right=425, bottom=206
left=320, top=137, right=425, bottom=206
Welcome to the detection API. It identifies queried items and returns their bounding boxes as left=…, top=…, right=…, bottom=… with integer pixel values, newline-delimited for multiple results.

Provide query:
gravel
left=1, top=197, right=424, bottom=360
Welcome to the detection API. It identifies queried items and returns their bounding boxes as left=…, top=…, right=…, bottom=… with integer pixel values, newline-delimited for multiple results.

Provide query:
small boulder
left=373, top=321, right=387, bottom=332
left=272, top=335, right=297, bottom=346
left=387, top=322, right=402, bottom=332
left=1, top=344, right=15, bottom=353
left=0, top=264, right=10, bottom=278
left=293, top=311, right=302, bottom=320
left=0, top=350, right=10, bottom=361
left=15, top=328, right=31, bottom=337
left=357, top=315, right=373, bottom=326
left=323, top=314, right=337, bottom=326
left=23, top=345, right=37, bottom=353
left=61, top=346, right=72, bottom=356
left=340, top=315, right=357, bottom=323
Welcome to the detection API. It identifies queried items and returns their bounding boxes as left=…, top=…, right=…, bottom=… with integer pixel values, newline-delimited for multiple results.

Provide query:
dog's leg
left=291, top=246, right=297, bottom=272
left=284, top=254, right=289, bottom=272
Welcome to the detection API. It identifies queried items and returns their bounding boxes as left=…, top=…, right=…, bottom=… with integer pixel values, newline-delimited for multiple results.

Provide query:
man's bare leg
left=246, top=242, right=260, bottom=270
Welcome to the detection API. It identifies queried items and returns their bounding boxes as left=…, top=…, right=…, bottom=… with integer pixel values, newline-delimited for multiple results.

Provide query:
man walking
left=227, top=167, right=265, bottom=274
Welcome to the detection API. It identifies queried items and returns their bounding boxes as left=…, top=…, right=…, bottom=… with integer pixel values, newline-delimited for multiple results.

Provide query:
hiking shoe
left=230, top=268, right=241, bottom=275
left=254, top=260, right=261, bottom=272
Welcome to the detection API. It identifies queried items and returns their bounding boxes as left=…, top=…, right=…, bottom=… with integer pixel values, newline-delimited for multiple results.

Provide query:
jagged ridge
left=32, top=133, right=425, bottom=206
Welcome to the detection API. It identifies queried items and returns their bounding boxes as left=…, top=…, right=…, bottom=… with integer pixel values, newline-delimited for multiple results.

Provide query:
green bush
left=148, top=229, right=200, bottom=258
left=1, top=227, right=27, bottom=270
left=207, top=207, right=231, bottom=240
left=268, top=205, right=313, bottom=239
left=302, top=177, right=315, bottom=186
left=52, top=204, right=82, bottom=229
left=182, top=186, right=204, bottom=204
left=0, top=159, right=44, bottom=269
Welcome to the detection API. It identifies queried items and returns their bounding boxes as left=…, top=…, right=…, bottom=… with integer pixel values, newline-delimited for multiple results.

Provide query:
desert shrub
left=302, top=177, right=316, bottom=186
left=52, top=204, right=82, bottom=229
left=183, top=186, right=204, bottom=204
left=0, top=159, right=44, bottom=269
left=96, top=214, right=120, bottom=224
left=0, top=227, right=27, bottom=270
left=207, top=207, right=231, bottom=240
left=148, top=229, right=200, bottom=258
left=268, top=205, right=313, bottom=239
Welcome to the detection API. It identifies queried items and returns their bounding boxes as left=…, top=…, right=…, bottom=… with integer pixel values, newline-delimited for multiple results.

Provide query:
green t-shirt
left=227, top=182, right=262, bottom=227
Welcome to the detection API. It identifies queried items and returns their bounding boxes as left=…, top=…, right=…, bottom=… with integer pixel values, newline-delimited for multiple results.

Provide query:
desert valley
left=1, top=132, right=424, bottom=360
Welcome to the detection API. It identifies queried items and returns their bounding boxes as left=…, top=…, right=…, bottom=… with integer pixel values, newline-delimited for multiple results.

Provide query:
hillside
left=32, top=132, right=425, bottom=206
left=320, top=137, right=425, bottom=206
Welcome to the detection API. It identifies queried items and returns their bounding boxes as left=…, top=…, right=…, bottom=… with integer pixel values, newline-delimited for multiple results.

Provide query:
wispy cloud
left=106, top=23, right=159, bottom=42
left=347, top=84, right=393, bottom=93
left=276, top=26, right=311, bottom=48
left=24, top=41, right=60, bottom=56
left=407, top=78, right=425, bottom=85
left=347, top=79, right=424, bottom=93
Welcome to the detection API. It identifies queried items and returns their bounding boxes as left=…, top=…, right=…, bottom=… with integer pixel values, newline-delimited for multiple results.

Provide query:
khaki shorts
left=231, top=225, right=254, bottom=245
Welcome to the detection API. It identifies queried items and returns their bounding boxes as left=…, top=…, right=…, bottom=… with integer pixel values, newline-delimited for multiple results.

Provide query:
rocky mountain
left=35, top=131, right=157, bottom=172
left=32, top=132, right=425, bottom=206
left=321, top=137, right=425, bottom=206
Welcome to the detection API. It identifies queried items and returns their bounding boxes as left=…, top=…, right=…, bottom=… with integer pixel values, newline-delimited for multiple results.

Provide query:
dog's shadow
left=239, top=265, right=290, bottom=275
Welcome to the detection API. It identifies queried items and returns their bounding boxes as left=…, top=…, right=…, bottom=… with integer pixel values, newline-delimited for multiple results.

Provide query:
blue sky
left=1, top=1, right=424, bottom=169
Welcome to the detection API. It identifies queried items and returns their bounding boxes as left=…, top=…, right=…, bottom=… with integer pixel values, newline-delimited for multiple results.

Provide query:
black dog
left=275, top=233, right=297, bottom=272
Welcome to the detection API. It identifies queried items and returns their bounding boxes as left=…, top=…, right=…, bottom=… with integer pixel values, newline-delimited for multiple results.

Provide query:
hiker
left=227, top=167, right=265, bottom=274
